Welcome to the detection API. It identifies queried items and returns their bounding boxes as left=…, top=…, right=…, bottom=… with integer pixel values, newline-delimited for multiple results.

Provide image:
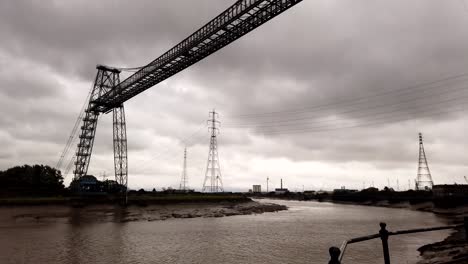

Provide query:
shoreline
left=270, top=197, right=468, bottom=264
left=5, top=195, right=465, bottom=262
left=2, top=200, right=287, bottom=224
left=0, top=194, right=252, bottom=207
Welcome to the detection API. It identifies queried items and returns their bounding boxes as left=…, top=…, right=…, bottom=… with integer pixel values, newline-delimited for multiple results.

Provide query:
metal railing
left=328, top=217, right=468, bottom=264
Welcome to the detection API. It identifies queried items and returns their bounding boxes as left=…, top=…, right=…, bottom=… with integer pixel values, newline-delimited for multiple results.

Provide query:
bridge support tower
left=74, top=65, right=128, bottom=203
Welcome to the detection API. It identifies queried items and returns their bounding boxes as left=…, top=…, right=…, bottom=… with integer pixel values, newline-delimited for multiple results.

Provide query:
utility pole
left=179, top=147, right=188, bottom=191
left=267, top=177, right=269, bottom=193
left=416, top=133, right=434, bottom=190
left=202, top=109, right=223, bottom=193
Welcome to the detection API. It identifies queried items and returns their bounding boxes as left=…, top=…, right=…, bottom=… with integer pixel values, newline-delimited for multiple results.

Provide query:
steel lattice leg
left=74, top=66, right=120, bottom=190
left=113, top=104, right=128, bottom=204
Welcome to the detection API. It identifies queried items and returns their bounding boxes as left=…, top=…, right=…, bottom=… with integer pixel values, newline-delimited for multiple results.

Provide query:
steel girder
left=113, top=104, right=128, bottom=195
left=74, top=66, right=122, bottom=180
left=91, top=0, right=303, bottom=113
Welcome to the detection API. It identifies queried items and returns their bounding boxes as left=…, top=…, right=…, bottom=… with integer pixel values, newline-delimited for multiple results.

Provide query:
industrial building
left=275, top=179, right=289, bottom=194
left=252, top=185, right=261, bottom=193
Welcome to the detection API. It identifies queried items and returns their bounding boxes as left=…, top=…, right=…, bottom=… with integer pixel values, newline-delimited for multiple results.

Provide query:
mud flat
left=415, top=206, right=468, bottom=264
left=2, top=201, right=287, bottom=224
left=327, top=200, right=468, bottom=263
left=320, top=199, right=468, bottom=264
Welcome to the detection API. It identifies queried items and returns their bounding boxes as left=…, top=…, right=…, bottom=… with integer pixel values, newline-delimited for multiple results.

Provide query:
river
left=0, top=199, right=449, bottom=264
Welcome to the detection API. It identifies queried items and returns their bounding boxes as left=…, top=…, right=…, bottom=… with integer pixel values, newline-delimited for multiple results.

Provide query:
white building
left=253, top=185, right=261, bottom=193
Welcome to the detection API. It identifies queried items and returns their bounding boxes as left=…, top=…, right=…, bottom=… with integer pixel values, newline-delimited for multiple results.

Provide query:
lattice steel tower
left=74, top=65, right=128, bottom=199
left=202, top=110, right=223, bottom=192
left=179, top=147, right=188, bottom=191
left=415, top=133, right=434, bottom=190
left=57, top=0, right=304, bottom=204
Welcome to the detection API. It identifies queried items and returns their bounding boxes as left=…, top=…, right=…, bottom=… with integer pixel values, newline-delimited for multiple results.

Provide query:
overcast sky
left=1, top=0, right=468, bottom=191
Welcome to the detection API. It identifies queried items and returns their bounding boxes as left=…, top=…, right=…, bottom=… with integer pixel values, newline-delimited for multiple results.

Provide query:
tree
left=0, top=164, right=65, bottom=197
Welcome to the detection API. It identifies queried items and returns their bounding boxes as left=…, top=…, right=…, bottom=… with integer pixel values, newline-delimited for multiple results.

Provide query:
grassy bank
left=0, top=196, right=72, bottom=206
left=128, top=194, right=250, bottom=204
left=0, top=193, right=251, bottom=206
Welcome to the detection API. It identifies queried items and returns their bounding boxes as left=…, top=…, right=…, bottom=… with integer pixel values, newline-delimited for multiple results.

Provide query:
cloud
left=0, top=0, right=467, bottom=191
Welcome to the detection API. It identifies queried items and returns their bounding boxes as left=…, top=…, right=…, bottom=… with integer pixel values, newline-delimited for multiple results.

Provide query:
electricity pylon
left=416, top=133, right=434, bottom=190
left=202, top=110, right=223, bottom=193
left=179, top=147, right=188, bottom=191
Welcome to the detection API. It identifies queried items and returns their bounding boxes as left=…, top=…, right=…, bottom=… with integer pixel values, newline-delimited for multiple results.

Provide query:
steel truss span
left=92, top=0, right=303, bottom=113
left=69, top=0, right=302, bottom=198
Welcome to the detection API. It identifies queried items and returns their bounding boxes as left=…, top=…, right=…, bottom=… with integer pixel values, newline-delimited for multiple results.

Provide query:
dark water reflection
left=0, top=200, right=449, bottom=264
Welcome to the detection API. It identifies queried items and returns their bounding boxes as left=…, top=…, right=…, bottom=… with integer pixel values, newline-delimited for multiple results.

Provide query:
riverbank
left=320, top=199, right=468, bottom=263
left=256, top=195, right=468, bottom=263
left=2, top=201, right=287, bottom=224
left=415, top=205, right=468, bottom=264
left=306, top=198, right=468, bottom=263
left=0, top=193, right=252, bottom=206
left=310, top=198, right=468, bottom=263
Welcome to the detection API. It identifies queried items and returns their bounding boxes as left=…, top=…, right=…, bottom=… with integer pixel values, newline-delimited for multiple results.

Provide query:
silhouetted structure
left=416, top=133, right=434, bottom=190
left=275, top=179, right=289, bottom=194
left=203, top=110, right=224, bottom=192
left=57, top=0, right=304, bottom=202
left=179, top=147, right=188, bottom=191
left=70, top=175, right=122, bottom=194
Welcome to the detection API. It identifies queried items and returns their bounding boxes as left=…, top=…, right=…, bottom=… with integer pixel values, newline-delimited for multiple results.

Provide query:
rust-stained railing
left=328, top=217, right=468, bottom=264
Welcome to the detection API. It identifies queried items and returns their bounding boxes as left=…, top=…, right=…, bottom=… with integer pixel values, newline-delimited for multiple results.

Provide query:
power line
left=225, top=93, right=468, bottom=129
left=225, top=80, right=468, bottom=126
left=225, top=85, right=467, bottom=127
left=56, top=83, right=94, bottom=170
left=227, top=72, right=468, bottom=119
left=132, top=89, right=467, bottom=175
left=245, top=106, right=465, bottom=136
left=250, top=105, right=465, bottom=135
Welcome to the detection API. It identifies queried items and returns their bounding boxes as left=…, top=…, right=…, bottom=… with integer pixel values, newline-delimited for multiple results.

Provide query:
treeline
left=330, top=188, right=433, bottom=204
left=0, top=165, right=65, bottom=197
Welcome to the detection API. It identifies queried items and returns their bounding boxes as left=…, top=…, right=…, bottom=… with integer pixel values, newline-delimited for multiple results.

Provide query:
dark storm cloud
left=0, top=0, right=234, bottom=79
left=0, top=0, right=467, bottom=188
left=187, top=0, right=468, bottom=119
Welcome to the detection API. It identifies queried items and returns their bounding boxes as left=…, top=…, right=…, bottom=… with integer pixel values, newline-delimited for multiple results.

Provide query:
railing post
left=464, top=217, right=468, bottom=241
left=379, top=222, right=391, bottom=264
left=328, top=247, right=341, bottom=264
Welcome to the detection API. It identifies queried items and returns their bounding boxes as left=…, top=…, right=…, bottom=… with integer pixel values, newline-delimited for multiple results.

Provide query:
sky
left=1, top=0, right=468, bottom=192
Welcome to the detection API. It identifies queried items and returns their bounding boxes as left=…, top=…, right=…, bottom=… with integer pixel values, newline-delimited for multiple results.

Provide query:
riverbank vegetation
left=0, top=164, right=65, bottom=197
left=0, top=164, right=252, bottom=206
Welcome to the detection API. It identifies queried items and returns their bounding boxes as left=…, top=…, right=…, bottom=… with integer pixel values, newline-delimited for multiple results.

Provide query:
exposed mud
left=1, top=201, right=287, bottom=224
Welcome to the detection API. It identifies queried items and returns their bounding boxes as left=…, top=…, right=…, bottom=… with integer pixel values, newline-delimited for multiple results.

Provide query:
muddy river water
left=0, top=199, right=449, bottom=264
